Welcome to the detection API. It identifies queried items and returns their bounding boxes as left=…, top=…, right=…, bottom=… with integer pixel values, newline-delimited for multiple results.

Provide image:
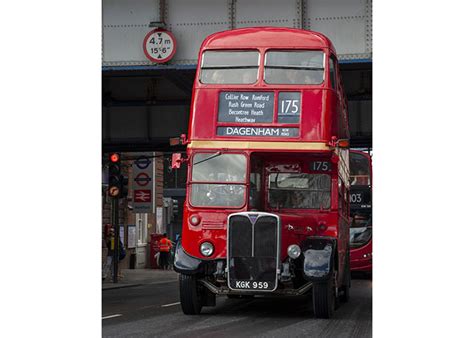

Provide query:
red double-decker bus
left=172, top=27, right=351, bottom=318
left=349, top=150, right=372, bottom=274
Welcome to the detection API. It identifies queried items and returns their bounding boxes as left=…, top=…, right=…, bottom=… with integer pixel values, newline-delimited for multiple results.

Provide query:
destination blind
left=217, top=127, right=299, bottom=138
left=218, top=92, right=274, bottom=123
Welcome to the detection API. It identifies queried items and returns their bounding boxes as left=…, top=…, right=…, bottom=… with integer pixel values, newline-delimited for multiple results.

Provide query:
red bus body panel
left=350, top=241, right=372, bottom=273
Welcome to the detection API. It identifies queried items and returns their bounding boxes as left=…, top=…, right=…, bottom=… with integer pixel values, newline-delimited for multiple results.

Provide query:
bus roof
left=201, top=27, right=336, bottom=53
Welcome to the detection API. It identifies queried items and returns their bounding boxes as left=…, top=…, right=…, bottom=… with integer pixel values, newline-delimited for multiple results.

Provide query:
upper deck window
left=200, top=51, right=259, bottom=84
left=264, top=51, right=324, bottom=85
left=329, top=55, right=337, bottom=90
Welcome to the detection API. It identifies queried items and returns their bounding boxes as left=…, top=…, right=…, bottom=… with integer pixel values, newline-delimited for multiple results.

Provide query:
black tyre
left=312, top=278, right=335, bottom=319
left=340, top=250, right=351, bottom=303
left=179, top=274, right=202, bottom=315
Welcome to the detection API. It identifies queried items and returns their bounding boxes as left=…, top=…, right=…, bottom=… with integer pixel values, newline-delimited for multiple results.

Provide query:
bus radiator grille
left=227, top=213, right=279, bottom=291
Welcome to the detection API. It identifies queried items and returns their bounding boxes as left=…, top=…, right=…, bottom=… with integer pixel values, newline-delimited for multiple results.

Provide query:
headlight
left=189, top=215, right=201, bottom=226
left=350, top=227, right=372, bottom=248
left=200, top=242, right=214, bottom=257
left=287, top=244, right=301, bottom=259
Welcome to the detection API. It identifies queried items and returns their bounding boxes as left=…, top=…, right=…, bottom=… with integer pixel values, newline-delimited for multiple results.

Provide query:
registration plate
left=233, top=280, right=271, bottom=290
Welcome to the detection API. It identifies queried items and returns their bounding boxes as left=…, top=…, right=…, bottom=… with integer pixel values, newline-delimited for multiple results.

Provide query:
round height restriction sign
left=143, top=29, right=177, bottom=63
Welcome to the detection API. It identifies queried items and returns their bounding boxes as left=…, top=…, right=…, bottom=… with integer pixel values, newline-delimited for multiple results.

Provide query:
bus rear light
left=189, top=215, right=201, bottom=226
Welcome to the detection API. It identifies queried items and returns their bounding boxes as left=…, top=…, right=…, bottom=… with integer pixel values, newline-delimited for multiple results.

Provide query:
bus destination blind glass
left=218, top=92, right=274, bottom=123
left=217, top=91, right=301, bottom=138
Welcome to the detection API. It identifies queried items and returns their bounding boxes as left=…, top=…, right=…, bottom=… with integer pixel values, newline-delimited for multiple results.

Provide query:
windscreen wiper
left=193, top=151, right=222, bottom=166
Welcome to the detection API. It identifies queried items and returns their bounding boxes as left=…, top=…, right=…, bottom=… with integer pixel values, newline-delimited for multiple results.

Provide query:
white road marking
left=102, top=314, right=123, bottom=320
left=161, top=302, right=181, bottom=308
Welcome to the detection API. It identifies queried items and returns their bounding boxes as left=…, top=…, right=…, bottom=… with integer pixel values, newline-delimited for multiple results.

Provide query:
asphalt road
left=102, top=276, right=372, bottom=337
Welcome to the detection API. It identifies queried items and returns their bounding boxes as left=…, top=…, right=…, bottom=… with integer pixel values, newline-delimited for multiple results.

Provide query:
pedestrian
left=158, top=233, right=173, bottom=270
left=102, top=224, right=114, bottom=281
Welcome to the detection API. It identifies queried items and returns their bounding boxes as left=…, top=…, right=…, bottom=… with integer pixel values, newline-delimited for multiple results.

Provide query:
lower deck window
left=190, top=183, right=245, bottom=207
left=268, top=173, right=331, bottom=209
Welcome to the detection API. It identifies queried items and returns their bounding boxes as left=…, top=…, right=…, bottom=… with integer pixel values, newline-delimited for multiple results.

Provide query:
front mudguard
left=301, top=237, right=336, bottom=282
left=173, top=240, right=203, bottom=275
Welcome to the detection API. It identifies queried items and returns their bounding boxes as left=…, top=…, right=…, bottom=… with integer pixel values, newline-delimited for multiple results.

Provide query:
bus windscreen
left=190, top=153, right=247, bottom=207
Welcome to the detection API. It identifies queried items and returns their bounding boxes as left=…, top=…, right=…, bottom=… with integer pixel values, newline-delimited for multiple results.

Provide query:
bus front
left=173, top=28, right=351, bottom=319
left=349, top=150, right=372, bottom=273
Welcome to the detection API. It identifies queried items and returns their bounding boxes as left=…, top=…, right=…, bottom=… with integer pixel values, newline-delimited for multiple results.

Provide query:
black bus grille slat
left=229, top=216, right=252, bottom=257
left=254, top=217, right=277, bottom=257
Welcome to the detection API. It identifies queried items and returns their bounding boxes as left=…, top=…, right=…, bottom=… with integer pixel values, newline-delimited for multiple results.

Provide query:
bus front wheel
left=179, top=274, right=202, bottom=315
left=312, top=278, right=335, bottom=319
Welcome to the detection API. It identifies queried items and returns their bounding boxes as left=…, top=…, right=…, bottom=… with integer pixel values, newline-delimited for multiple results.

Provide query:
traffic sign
left=134, top=190, right=152, bottom=203
left=132, top=152, right=155, bottom=213
left=143, top=29, right=177, bottom=63
left=109, top=186, right=120, bottom=197
left=134, top=156, right=151, bottom=170
left=134, top=172, right=152, bottom=187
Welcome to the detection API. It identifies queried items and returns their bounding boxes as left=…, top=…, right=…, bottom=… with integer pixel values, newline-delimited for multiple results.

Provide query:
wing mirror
left=172, top=153, right=186, bottom=169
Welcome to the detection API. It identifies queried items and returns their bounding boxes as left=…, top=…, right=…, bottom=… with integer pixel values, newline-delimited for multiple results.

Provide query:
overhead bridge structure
left=102, top=0, right=372, bottom=152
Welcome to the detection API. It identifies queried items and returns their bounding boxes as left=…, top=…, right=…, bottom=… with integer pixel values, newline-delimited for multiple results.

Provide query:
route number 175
left=281, top=100, right=300, bottom=114
left=311, top=161, right=331, bottom=171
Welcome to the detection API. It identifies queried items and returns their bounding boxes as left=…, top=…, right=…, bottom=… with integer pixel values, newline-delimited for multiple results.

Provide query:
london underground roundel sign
left=143, top=29, right=177, bottom=63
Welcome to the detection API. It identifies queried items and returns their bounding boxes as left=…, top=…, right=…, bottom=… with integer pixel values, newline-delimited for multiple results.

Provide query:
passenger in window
left=289, top=191, right=306, bottom=208
left=211, top=70, right=225, bottom=84
left=351, top=170, right=369, bottom=185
